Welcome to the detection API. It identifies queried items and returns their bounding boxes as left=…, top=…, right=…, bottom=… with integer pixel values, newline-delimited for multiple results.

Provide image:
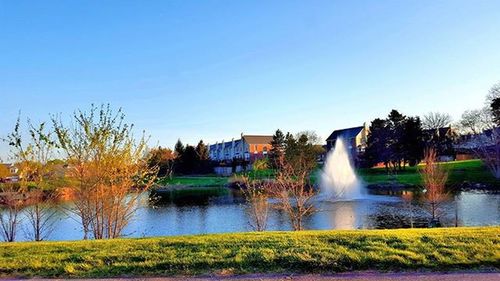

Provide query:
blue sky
left=1, top=1, right=499, bottom=159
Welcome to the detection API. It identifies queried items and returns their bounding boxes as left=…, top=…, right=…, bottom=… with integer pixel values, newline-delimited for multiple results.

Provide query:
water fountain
left=320, top=138, right=365, bottom=200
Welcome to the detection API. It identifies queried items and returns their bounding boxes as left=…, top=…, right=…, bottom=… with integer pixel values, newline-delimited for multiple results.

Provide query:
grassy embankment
left=157, top=160, right=499, bottom=189
left=152, top=176, right=230, bottom=202
left=0, top=227, right=498, bottom=278
left=358, top=160, right=499, bottom=187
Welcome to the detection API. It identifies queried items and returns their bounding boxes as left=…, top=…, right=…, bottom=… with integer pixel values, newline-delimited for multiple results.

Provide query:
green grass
left=359, top=160, right=500, bottom=187
left=156, top=176, right=228, bottom=187
left=151, top=185, right=229, bottom=203
left=0, top=227, right=498, bottom=278
left=155, top=160, right=498, bottom=189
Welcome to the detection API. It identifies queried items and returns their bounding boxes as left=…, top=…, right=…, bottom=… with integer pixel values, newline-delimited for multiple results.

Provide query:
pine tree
left=269, top=129, right=285, bottom=168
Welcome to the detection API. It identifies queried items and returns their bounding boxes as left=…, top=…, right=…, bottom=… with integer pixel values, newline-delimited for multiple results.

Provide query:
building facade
left=325, top=124, right=369, bottom=162
left=209, top=134, right=273, bottom=163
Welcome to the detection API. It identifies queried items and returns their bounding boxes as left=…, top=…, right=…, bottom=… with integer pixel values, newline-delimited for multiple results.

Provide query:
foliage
left=364, top=110, right=425, bottom=171
left=52, top=104, right=157, bottom=239
left=284, top=133, right=323, bottom=176
left=491, top=97, right=500, bottom=126
left=173, top=140, right=211, bottom=175
left=3, top=117, right=60, bottom=241
left=0, top=165, right=9, bottom=180
left=0, top=227, right=498, bottom=278
left=147, top=147, right=175, bottom=179
left=269, top=129, right=286, bottom=169
left=252, top=158, right=269, bottom=171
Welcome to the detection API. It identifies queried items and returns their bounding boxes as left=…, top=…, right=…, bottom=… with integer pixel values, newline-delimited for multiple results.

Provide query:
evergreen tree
left=182, top=145, right=198, bottom=174
left=491, top=97, right=500, bottom=126
left=364, top=118, right=391, bottom=169
left=195, top=140, right=210, bottom=173
left=269, top=129, right=286, bottom=168
left=174, top=139, right=185, bottom=174
left=387, top=110, right=406, bottom=171
left=401, top=117, right=425, bottom=166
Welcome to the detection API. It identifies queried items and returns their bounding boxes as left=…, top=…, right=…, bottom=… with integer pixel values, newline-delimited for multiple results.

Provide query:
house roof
left=326, top=126, right=364, bottom=142
left=242, top=135, right=273, bottom=145
left=209, top=139, right=243, bottom=150
left=209, top=135, right=273, bottom=150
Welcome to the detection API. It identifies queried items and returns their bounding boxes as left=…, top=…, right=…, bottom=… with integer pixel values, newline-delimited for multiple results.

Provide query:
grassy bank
left=0, top=227, right=498, bottom=278
left=157, top=160, right=499, bottom=189
left=359, top=160, right=499, bottom=186
left=157, top=176, right=228, bottom=187
left=151, top=185, right=229, bottom=203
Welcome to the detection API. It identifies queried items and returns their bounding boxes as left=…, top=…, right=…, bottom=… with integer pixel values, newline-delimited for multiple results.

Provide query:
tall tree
left=491, top=97, right=500, bottom=126
left=269, top=129, right=285, bottom=169
left=147, top=147, right=176, bottom=179
left=195, top=140, right=210, bottom=173
left=401, top=117, right=425, bottom=166
left=459, top=108, right=493, bottom=134
left=174, top=139, right=185, bottom=174
left=364, top=118, right=391, bottom=169
left=422, top=112, right=452, bottom=130
left=387, top=110, right=406, bottom=171
left=52, top=104, right=157, bottom=239
left=181, top=145, right=198, bottom=174
left=4, top=117, right=59, bottom=242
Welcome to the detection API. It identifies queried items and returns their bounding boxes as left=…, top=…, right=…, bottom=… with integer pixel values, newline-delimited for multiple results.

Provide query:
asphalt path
left=13, top=272, right=500, bottom=281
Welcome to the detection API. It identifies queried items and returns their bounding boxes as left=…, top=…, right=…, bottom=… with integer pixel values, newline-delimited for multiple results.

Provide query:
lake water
left=3, top=188, right=500, bottom=241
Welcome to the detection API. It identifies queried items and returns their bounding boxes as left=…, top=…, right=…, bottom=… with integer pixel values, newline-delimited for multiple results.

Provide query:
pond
left=3, top=188, right=500, bottom=241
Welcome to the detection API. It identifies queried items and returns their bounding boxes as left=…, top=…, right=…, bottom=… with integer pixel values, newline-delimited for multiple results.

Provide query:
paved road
left=20, top=272, right=500, bottom=281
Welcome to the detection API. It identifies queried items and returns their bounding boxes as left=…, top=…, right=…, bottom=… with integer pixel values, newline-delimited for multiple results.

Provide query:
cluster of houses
left=0, top=124, right=487, bottom=179
left=206, top=126, right=371, bottom=175
left=205, top=124, right=483, bottom=175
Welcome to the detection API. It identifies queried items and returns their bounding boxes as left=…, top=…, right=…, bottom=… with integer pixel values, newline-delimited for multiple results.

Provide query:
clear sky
left=1, top=1, right=499, bottom=159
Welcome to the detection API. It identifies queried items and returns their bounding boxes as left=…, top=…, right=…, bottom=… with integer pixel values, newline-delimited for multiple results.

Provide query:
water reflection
left=2, top=189, right=499, bottom=241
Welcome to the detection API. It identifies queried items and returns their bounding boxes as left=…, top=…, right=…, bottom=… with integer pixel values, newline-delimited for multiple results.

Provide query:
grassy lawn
left=359, top=160, right=500, bottom=187
left=0, top=227, right=498, bottom=278
left=156, top=176, right=228, bottom=187
left=155, top=160, right=499, bottom=189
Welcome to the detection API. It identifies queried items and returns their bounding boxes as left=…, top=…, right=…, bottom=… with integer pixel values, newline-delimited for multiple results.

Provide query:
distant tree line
left=363, top=110, right=426, bottom=172
left=148, top=139, right=211, bottom=177
left=362, top=109, right=459, bottom=172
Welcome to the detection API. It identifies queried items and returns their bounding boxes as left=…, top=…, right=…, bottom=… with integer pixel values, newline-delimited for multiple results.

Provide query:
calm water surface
left=6, top=188, right=500, bottom=241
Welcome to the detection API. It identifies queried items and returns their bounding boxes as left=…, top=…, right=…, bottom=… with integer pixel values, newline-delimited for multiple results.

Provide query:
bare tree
left=5, top=118, right=59, bottom=241
left=485, top=81, right=500, bottom=106
left=0, top=184, right=25, bottom=242
left=459, top=86, right=500, bottom=179
left=52, top=104, right=158, bottom=239
left=420, top=148, right=449, bottom=225
left=473, top=128, right=500, bottom=179
left=269, top=156, right=316, bottom=231
left=294, top=130, right=322, bottom=145
left=459, top=108, right=494, bottom=134
left=23, top=190, right=58, bottom=241
left=240, top=176, right=269, bottom=232
left=422, top=112, right=452, bottom=130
